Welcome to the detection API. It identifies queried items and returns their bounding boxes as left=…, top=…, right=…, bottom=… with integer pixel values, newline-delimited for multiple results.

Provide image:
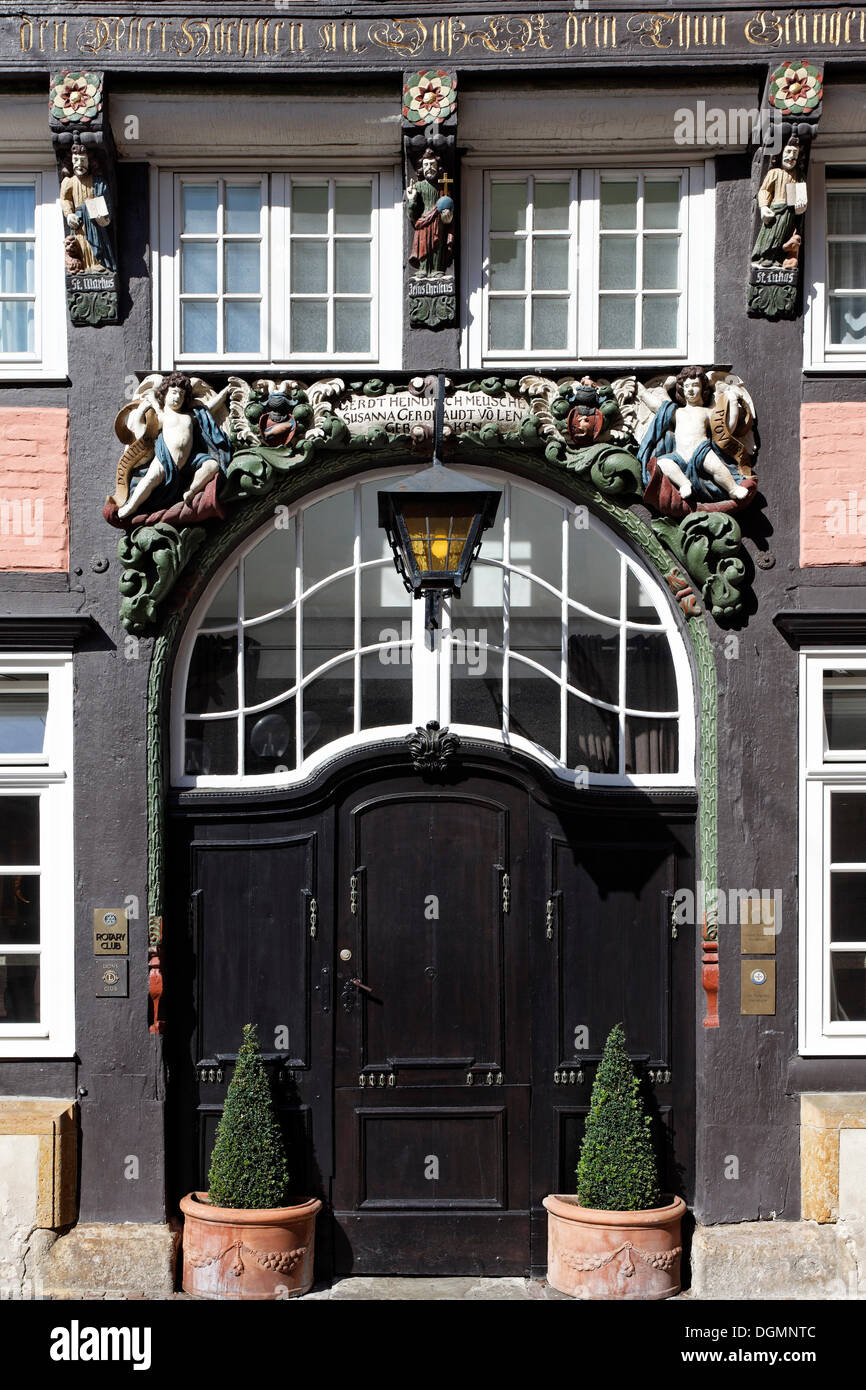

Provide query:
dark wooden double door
left=170, top=768, right=694, bottom=1276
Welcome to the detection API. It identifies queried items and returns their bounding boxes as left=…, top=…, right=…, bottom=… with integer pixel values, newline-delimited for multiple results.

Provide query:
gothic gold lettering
left=19, top=15, right=33, bottom=51
left=319, top=20, right=337, bottom=51
left=627, top=12, right=674, bottom=48
left=39, top=18, right=51, bottom=51
left=143, top=19, right=156, bottom=53
left=262, top=17, right=271, bottom=55
left=744, top=10, right=783, bottom=46
left=160, top=20, right=170, bottom=52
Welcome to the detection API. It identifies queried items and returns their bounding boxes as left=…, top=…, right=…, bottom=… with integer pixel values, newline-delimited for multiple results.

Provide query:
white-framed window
left=154, top=169, right=401, bottom=368
left=805, top=161, right=866, bottom=370
left=463, top=163, right=712, bottom=367
left=172, top=468, right=695, bottom=790
left=0, top=654, right=74, bottom=1058
left=0, top=172, right=67, bottom=380
left=801, top=650, right=866, bottom=1055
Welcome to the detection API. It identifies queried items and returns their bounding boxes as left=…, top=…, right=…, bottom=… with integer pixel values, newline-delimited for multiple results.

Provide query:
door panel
left=167, top=811, right=334, bottom=1237
left=529, top=802, right=695, bottom=1273
left=194, top=837, right=314, bottom=1065
left=333, top=782, right=530, bottom=1274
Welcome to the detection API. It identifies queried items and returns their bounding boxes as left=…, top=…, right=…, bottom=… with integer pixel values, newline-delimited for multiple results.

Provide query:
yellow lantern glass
left=400, top=503, right=475, bottom=575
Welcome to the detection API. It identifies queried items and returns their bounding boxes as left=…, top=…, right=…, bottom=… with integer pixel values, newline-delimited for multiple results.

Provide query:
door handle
left=340, top=976, right=373, bottom=1013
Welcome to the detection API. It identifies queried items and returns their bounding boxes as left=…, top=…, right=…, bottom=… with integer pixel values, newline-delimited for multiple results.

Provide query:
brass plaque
left=93, top=908, right=128, bottom=956
left=741, top=960, right=776, bottom=1015
left=740, top=897, right=777, bottom=955
left=95, top=958, right=128, bottom=998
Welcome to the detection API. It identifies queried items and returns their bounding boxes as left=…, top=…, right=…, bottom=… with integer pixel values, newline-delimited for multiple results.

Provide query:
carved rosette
left=406, top=721, right=460, bottom=772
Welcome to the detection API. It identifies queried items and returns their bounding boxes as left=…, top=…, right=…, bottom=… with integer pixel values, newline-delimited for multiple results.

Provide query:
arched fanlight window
left=172, top=468, right=695, bottom=787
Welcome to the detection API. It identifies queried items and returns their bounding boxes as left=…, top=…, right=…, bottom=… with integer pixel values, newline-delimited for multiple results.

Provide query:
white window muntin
left=174, top=173, right=268, bottom=362
left=0, top=171, right=67, bottom=380
left=825, top=178, right=866, bottom=356
left=482, top=172, right=579, bottom=360
left=587, top=170, right=686, bottom=360
left=805, top=160, right=866, bottom=370
left=156, top=168, right=398, bottom=369
left=466, top=161, right=709, bottom=368
left=800, top=648, right=866, bottom=1055
left=173, top=469, right=695, bottom=792
left=0, top=654, right=74, bottom=1058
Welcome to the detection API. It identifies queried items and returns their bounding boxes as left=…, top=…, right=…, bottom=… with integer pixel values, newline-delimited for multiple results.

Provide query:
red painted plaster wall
left=801, top=401, right=866, bottom=567
left=0, top=407, right=68, bottom=572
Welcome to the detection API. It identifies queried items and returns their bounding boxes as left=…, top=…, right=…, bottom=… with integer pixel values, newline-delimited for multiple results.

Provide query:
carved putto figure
left=107, top=373, right=232, bottom=526
left=59, top=143, right=116, bottom=274
left=407, top=147, right=454, bottom=277
left=750, top=137, right=807, bottom=269
left=628, top=368, right=756, bottom=514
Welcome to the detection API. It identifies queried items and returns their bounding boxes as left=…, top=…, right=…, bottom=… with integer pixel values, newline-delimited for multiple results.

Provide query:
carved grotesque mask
left=781, top=143, right=800, bottom=172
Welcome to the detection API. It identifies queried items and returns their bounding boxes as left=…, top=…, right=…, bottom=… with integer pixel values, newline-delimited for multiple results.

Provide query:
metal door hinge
left=350, top=874, right=359, bottom=915
left=501, top=872, right=511, bottom=915
left=554, top=1068, right=583, bottom=1085
left=545, top=898, right=555, bottom=940
left=649, top=1068, right=671, bottom=1084
left=309, top=896, right=318, bottom=938
left=665, top=890, right=679, bottom=939
left=359, top=1071, right=394, bottom=1088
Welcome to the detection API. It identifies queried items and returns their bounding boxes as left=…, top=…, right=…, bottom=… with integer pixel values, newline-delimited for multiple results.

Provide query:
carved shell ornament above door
left=103, top=370, right=760, bottom=635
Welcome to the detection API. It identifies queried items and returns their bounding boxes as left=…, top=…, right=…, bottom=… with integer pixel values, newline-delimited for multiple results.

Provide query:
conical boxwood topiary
left=207, top=1023, right=290, bottom=1210
left=576, top=1022, right=661, bottom=1212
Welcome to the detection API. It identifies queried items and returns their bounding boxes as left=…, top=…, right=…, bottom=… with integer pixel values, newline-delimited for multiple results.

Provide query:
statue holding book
left=750, top=138, right=807, bottom=269
left=59, top=143, right=116, bottom=274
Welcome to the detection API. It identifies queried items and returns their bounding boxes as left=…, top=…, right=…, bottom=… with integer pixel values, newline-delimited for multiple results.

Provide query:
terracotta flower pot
left=543, top=1193, right=685, bottom=1300
left=180, top=1192, right=322, bottom=1300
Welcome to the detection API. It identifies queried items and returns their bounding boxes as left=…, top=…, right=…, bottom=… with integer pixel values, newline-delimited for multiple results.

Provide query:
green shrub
left=207, top=1023, right=290, bottom=1210
left=576, top=1022, right=661, bottom=1212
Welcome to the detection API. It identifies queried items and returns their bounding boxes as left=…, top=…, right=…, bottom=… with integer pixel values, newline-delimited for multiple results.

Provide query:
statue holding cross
left=407, top=147, right=455, bottom=277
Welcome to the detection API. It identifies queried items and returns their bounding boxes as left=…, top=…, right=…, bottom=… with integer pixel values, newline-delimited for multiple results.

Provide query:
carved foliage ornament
left=406, top=721, right=460, bottom=772
left=105, top=370, right=760, bottom=634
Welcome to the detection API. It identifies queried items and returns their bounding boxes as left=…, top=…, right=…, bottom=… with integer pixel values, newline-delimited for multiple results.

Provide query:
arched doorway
left=165, top=467, right=697, bottom=1276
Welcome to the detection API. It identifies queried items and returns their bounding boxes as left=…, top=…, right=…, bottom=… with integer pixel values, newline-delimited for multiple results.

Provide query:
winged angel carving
left=105, top=372, right=233, bottom=529
left=524, top=369, right=758, bottom=521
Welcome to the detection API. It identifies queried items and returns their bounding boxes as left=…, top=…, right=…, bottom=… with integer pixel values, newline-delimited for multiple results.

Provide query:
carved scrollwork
left=406, top=720, right=460, bottom=772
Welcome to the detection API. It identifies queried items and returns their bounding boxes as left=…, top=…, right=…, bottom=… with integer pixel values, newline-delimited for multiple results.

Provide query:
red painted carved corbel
left=148, top=913, right=165, bottom=1035
left=701, top=912, right=719, bottom=1028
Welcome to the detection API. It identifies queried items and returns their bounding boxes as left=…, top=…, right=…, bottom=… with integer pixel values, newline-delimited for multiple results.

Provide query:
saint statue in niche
left=106, top=372, right=232, bottom=526
left=59, top=143, right=116, bottom=274
left=750, top=137, right=807, bottom=269
left=407, top=147, right=455, bottom=277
